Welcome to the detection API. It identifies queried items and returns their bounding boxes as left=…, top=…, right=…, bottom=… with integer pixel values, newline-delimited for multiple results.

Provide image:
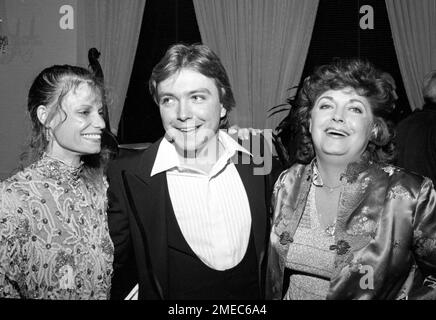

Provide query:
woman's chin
left=318, top=149, right=366, bottom=164
left=319, top=148, right=348, bottom=157
left=318, top=150, right=353, bottom=161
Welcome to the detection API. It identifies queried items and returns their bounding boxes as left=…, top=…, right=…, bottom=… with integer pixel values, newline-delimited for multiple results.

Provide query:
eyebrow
left=317, top=96, right=365, bottom=105
left=317, top=96, right=334, bottom=102
left=158, top=88, right=212, bottom=97
left=77, top=104, right=103, bottom=109
left=188, top=88, right=212, bottom=95
left=349, top=99, right=365, bottom=105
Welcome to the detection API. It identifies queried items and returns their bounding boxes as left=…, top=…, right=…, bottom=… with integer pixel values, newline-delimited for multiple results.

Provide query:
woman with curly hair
left=266, top=58, right=436, bottom=300
left=0, top=65, right=115, bottom=299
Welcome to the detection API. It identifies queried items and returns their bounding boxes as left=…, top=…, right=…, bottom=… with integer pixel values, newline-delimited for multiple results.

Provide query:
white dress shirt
left=151, top=131, right=252, bottom=270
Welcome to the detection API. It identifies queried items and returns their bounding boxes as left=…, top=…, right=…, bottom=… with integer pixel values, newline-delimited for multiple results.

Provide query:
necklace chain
left=322, top=183, right=342, bottom=193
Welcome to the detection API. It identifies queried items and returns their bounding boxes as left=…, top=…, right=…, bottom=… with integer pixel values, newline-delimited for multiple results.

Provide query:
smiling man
left=106, top=44, right=268, bottom=300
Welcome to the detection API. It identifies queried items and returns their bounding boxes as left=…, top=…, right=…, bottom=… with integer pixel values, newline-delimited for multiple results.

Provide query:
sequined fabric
left=284, top=184, right=336, bottom=300
left=0, top=155, right=114, bottom=299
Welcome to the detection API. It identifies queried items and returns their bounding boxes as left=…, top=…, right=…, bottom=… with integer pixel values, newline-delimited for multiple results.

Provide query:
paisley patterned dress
left=0, top=155, right=114, bottom=299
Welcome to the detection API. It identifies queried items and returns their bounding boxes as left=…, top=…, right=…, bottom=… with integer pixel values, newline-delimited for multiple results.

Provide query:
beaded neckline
left=34, top=153, right=84, bottom=186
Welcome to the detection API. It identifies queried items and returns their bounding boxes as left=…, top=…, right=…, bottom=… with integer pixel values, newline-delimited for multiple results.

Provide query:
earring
left=45, top=127, right=52, bottom=143
left=370, top=126, right=378, bottom=141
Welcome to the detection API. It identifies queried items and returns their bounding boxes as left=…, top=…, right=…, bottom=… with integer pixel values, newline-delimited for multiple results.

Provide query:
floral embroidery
left=346, top=213, right=378, bottom=237
left=342, top=152, right=372, bottom=183
left=275, top=204, right=293, bottom=228
left=388, top=185, right=413, bottom=201
left=414, top=229, right=436, bottom=257
left=330, top=239, right=351, bottom=255
left=279, top=231, right=293, bottom=245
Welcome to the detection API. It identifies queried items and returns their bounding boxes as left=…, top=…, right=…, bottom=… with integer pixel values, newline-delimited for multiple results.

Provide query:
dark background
left=117, top=0, right=410, bottom=144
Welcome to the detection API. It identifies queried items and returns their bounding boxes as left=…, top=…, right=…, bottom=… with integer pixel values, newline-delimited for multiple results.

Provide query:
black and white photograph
left=0, top=0, right=435, bottom=315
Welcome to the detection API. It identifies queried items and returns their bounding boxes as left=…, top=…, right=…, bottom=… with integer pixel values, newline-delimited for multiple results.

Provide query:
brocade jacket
left=266, top=157, right=436, bottom=300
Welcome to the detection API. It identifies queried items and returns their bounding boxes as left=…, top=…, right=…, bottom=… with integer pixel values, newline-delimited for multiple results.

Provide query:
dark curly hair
left=293, top=58, right=397, bottom=164
left=149, top=43, right=235, bottom=129
left=20, top=65, right=114, bottom=190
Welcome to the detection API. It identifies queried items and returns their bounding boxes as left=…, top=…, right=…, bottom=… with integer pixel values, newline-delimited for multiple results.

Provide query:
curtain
left=386, top=0, right=436, bottom=110
left=77, top=0, right=146, bottom=134
left=192, top=0, right=319, bottom=130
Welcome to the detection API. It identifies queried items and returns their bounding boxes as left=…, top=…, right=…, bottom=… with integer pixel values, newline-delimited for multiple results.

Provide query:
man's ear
left=36, top=105, right=50, bottom=126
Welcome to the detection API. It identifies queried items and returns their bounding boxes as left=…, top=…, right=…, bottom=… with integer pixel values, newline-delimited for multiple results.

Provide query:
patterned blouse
left=0, top=155, right=114, bottom=299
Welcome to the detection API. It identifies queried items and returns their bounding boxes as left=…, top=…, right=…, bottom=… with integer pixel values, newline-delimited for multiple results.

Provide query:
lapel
left=330, top=161, right=376, bottom=281
left=234, top=159, right=267, bottom=266
left=121, top=140, right=169, bottom=299
left=273, top=163, right=312, bottom=244
left=122, top=143, right=268, bottom=299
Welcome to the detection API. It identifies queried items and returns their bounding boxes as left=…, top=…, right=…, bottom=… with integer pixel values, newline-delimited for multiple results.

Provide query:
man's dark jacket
left=106, top=139, right=269, bottom=299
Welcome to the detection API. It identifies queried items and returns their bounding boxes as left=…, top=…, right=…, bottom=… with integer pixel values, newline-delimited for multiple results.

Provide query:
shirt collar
left=150, top=130, right=252, bottom=177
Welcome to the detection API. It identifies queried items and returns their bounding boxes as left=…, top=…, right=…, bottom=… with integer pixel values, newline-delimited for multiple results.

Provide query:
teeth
left=83, top=134, right=101, bottom=138
left=326, top=129, right=347, bottom=136
left=180, top=127, right=197, bottom=132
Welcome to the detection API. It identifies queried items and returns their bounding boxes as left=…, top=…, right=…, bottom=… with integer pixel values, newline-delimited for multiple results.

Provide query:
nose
left=93, top=112, right=106, bottom=129
left=332, top=107, right=345, bottom=123
left=332, top=114, right=344, bottom=122
left=177, top=99, right=192, bottom=121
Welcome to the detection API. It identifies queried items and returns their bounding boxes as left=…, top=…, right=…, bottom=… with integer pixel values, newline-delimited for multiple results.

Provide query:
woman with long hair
left=0, top=65, right=115, bottom=299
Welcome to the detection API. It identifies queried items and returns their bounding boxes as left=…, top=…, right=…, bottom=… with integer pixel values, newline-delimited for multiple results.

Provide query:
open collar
left=150, top=130, right=252, bottom=177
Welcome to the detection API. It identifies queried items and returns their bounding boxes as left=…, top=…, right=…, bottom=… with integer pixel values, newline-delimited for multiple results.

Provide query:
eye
left=191, top=95, right=205, bottom=103
left=319, top=104, right=332, bottom=110
left=349, top=106, right=363, bottom=114
left=159, top=96, right=175, bottom=105
left=98, top=109, right=105, bottom=116
left=79, top=110, right=90, bottom=115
